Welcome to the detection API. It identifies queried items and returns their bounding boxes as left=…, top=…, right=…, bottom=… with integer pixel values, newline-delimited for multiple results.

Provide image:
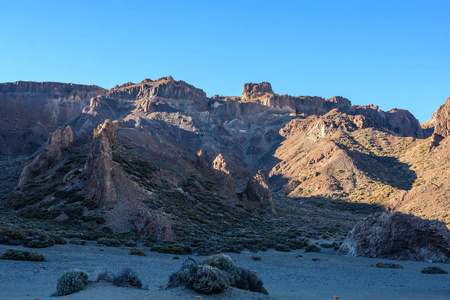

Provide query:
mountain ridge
left=0, top=77, right=448, bottom=247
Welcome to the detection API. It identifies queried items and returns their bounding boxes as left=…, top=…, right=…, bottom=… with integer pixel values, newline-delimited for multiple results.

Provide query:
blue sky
left=0, top=0, right=448, bottom=123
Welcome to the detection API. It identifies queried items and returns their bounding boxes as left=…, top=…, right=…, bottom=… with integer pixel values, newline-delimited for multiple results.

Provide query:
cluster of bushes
left=52, top=268, right=144, bottom=297
left=1, top=249, right=45, bottom=261
left=168, top=254, right=268, bottom=295
left=0, top=225, right=66, bottom=248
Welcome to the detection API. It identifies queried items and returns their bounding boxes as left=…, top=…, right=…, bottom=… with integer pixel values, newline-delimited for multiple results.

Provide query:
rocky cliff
left=1, top=76, right=448, bottom=243
left=0, top=81, right=106, bottom=155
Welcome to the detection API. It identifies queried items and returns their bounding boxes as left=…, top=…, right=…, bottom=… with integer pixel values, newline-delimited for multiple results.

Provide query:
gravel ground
left=0, top=243, right=449, bottom=300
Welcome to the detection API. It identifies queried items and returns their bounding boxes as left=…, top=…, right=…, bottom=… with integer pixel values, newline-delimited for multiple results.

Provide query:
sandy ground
left=0, top=243, right=449, bottom=300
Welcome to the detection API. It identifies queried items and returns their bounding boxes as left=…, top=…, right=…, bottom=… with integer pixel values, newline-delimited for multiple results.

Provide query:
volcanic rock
left=338, top=212, right=450, bottom=262
left=245, top=170, right=276, bottom=215
left=242, top=82, right=274, bottom=102
left=212, top=154, right=236, bottom=199
left=134, top=210, right=175, bottom=242
left=426, top=97, right=450, bottom=149
left=0, top=81, right=106, bottom=155
left=350, top=104, right=425, bottom=138
left=18, top=125, right=74, bottom=186
left=85, top=119, right=117, bottom=207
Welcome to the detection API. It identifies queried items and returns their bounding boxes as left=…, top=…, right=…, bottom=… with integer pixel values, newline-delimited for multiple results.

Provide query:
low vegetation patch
left=305, top=245, right=321, bottom=252
left=421, top=266, right=448, bottom=274
left=129, top=248, right=146, bottom=256
left=97, top=238, right=121, bottom=247
left=1, top=249, right=45, bottom=261
left=375, top=262, right=403, bottom=269
left=168, top=254, right=268, bottom=295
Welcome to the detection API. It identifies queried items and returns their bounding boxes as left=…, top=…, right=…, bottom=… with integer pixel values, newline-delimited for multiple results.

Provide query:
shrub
left=191, top=265, right=230, bottom=294
left=26, top=235, right=55, bottom=248
left=274, top=244, right=291, bottom=252
left=285, top=239, right=307, bottom=250
left=203, top=254, right=241, bottom=285
left=375, top=262, right=403, bottom=269
left=158, top=244, right=191, bottom=255
left=129, top=248, right=146, bottom=256
left=124, top=240, right=137, bottom=247
left=235, top=267, right=268, bottom=295
left=421, top=266, right=448, bottom=274
left=112, top=268, right=143, bottom=288
left=97, top=238, right=121, bottom=247
left=1, top=249, right=45, bottom=261
left=0, top=226, right=28, bottom=245
left=52, top=270, right=89, bottom=296
left=305, top=245, right=321, bottom=252
left=251, top=256, right=262, bottom=261
left=169, top=255, right=268, bottom=295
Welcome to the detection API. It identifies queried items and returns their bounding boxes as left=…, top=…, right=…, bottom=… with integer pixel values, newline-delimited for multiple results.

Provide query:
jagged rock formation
left=339, top=212, right=450, bottom=262
left=350, top=104, right=425, bottom=138
left=0, top=81, right=106, bottom=155
left=85, top=119, right=117, bottom=207
left=18, top=126, right=74, bottom=186
left=1, top=76, right=448, bottom=240
left=134, top=210, right=175, bottom=241
left=245, top=170, right=276, bottom=215
left=212, top=154, right=236, bottom=199
left=425, top=97, right=450, bottom=149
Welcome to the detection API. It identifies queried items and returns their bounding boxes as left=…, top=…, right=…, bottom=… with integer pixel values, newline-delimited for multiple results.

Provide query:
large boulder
left=338, top=212, right=450, bottom=262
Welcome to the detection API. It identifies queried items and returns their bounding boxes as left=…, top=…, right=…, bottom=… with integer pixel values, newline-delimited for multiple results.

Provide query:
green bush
left=97, top=238, right=121, bottom=247
left=191, top=265, right=230, bottom=294
left=124, top=240, right=137, bottom=247
left=52, top=270, right=89, bottom=296
left=158, top=244, right=191, bottom=255
left=1, top=249, right=45, bottom=261
left=305, top=245, right=321, bottom=252
left=169, top=254, right=268, bottom=295
left=421, top=266, right=448, bottom=274
left=274, top=244, right=291, bottom=252
left=26, top=235, right=56, bottom=248
left=129, top=248, right=146, bottom=256
left=203, top=254, right=241, bottom=285
left=285, top=239, right=307, bottom=250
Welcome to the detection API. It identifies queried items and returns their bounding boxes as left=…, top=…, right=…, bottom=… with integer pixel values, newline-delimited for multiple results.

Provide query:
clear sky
left=0, top=0, right=448, bottom=123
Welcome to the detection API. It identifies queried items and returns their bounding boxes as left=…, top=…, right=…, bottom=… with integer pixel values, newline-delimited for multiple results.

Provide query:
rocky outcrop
left=245, top=170, right=276, bottom=215
left=109, top=76, right=205, bottom=100
left=426, top=97, right=450, bottom=149
left=242, top=82, right=274, bottom=101
left=0, top=81, right=106, bottom=155
left=280, top=109, right=373, bottom=140
left=350, top=104, right=425, bottom=138
left=18, top=126, right=74, bottom=186
left=338, top=212, right=450, bottom=262
left=85, top=120, right=117, bottom=207
left=326, top=96, right=352, bottom=110
left=212, top=154, right=236, bottom=199
left=134, top=210, right=175, bottom=241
